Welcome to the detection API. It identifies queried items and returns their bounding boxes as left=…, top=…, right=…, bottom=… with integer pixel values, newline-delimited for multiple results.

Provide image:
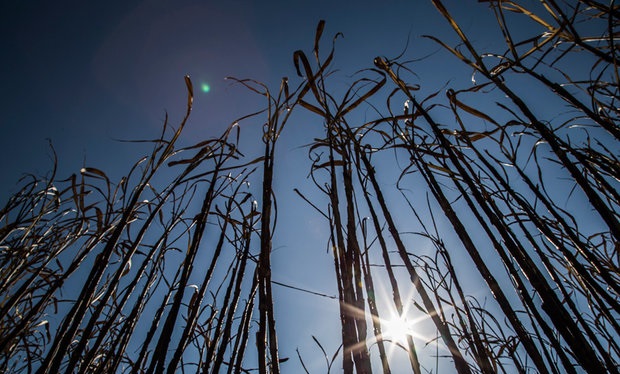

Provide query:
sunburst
left=381, top=313, right=415, bottom=346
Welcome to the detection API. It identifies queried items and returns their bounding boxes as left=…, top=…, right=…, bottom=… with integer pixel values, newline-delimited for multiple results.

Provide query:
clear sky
left=1, top=1, right=535, bottom=372
left=0, top=0, right=498, bottom=195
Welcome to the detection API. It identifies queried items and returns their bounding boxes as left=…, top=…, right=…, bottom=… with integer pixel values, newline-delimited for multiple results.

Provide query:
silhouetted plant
left=1, top=1, right=618, bottom=373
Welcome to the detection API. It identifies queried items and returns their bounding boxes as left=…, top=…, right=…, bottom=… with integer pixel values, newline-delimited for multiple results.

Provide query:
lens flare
left=382, top=315, right=413, bottom=345
left=201, top=83, right=211, bottom=93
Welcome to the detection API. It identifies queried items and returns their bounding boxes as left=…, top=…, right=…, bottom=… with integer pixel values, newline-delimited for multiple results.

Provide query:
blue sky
left=0, top=0, right=497, bottom=195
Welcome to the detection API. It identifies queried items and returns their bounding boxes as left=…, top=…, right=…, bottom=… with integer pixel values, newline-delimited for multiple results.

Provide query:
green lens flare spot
left=201, top=83, right=211, bottom=93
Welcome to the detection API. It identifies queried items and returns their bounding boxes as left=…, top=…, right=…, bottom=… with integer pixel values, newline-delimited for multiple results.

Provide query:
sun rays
left=340, top=296, right=437, bottom=362
left=380, top=313, right=415, bottom=346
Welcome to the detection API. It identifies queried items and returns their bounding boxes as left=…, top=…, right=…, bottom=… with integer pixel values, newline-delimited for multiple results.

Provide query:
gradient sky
left=1, top=1, right=511, bottom=371
left=0, top=0, right=498, bottom=194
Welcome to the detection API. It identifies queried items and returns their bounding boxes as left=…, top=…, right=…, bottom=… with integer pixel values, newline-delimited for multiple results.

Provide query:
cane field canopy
left=1, top=1, right=619, bottom=373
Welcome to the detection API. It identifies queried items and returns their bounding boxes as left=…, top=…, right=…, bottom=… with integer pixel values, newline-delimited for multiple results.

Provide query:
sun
left=381, top=314, right=414, bottom=346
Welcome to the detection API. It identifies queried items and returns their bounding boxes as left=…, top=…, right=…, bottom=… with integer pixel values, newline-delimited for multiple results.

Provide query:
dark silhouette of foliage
left=1, top=1, right=618, bottom=373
